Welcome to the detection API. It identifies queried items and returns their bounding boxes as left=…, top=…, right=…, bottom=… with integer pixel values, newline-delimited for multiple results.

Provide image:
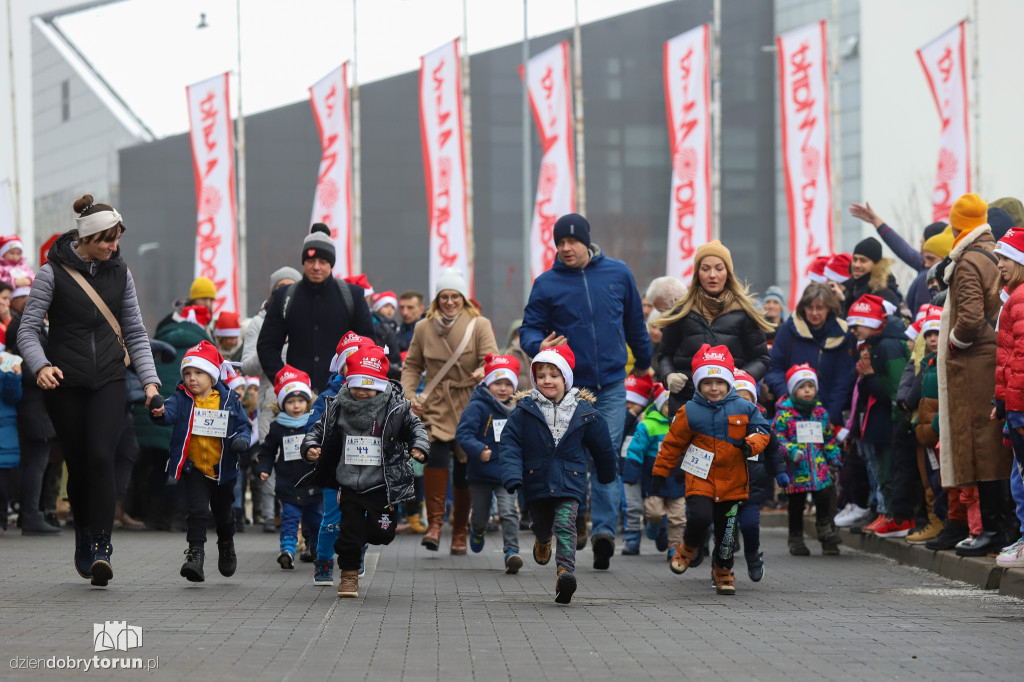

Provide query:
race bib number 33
left=681, top=443, right=715, bottom=480
left=192, top=408, right=229, bottom=438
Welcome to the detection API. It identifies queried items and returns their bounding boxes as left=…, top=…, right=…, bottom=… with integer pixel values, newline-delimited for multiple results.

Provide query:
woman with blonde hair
left=401, top=267, right=499, bottom=554
left=656, top=240, right=773, bottom=415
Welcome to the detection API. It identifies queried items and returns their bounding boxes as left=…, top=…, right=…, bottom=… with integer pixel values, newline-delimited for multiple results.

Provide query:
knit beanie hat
left=345, top=346, right=390, bottom=393
left=302, top=223, right=336, bottom=267
left=853, top=237, right=883, bottom=264
left=786, top=363, right=818, bottom=395
left=995, top=227, right=1024, bottom=267
left=949, top=193, right=988, bottom=232
left=371, top=291, right=398, bottom=313
left=222, top=363, right=245, bottom=392
left=651, top=383, right=670, bottom=412
left=691, top=343, right=735, bottom=389
left=763, top=285, right=786, bottom=307
left=625, top=373, right=654, bottom=406
left=732, top=370, right=757, bottom=399
left=531, top=345, right=576, bottom=391
left=552, top=213, right=591, bottom=246
left=482, top=353, right=521, bottom=390
left=923, top=222, right=947, bottom=241
left=269, top=266, right=301, bottom=291
left=434, top=267, right=470, bottom=300
left=180, top=340, right=224, bottom=382
left=693, top=240, right=734, bottom=278
left=988, top=207, right=1014, bottom=241
left=275, top=365, right=313, bottom=408
left=330, top=331, right=375, bottom=374
left=991, top=197, right=1024, bottom=228
left=922, top=225, right=954, bottom=258
left=343, top=274, right=374, bottom=297
left=214, top=311, right=241, bottom=338
left=181, top=304, right=212, bottom=328
left=807, top=255, right=829, bottom=283
left=190, top=276, right=217, bottom=301
left=825, top=253, right=852, bottom=283
left=847, top=294, right=897, bottom=329
left=0, top=235, right=24, bottom=259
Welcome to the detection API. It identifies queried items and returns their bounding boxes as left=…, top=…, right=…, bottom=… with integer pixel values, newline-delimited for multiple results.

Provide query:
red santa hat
left=651, top=383, right=670, bottom=412
left=0, top=235, right=24, bottom=259
left=824, top=253, right=852, bottom=283
left=531, top=345, right=576, bottom=391
left=330, top=332, right=375, bottom=374
left=691, top=344, right=735, bottom=389
left=275, top=365, right=313, bottom=408
left=214, top=311, right=241, bottom=338
left=180, top=304, right=212, bottom=328
left=371, top=290, right=398, bottom=313
left=482, top=353, right=520, bottom=390
left=345, top=346, right=390, bottom=392
left=245, top=376, right=260, bottom=389
left=786, top=363, right=818, bottom=395
left=180, top=340, right=224, bottom=381
left=920, top=310, right=942, bottom=335
left=343, top=274, right=375, bottom=297
left=222, top=363, right=245, bottom=392
left=846, top=294, right=897, bottom=329
left=807, top=255, right=830, bottom=283
left=733, top=369, right=758, bottom=398
left=905, top=319, right=923, bottom=341
left=625, top=373, right=654, bottom=406
left=995, top=227, right=1024, bottom=267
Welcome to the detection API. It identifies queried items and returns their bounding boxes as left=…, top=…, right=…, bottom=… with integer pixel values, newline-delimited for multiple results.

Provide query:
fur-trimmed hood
left=791, top=313, right=849, bottom=350
left=512, top=388, right=596, bottom=405
left=943, top=224, right=993, bottom=285
left=868, top=257, right=896, bottom=294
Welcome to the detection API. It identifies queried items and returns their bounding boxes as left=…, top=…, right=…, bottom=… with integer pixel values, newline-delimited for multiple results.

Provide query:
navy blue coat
left=256, top=420, right=318, bottom=505
left=745, top=431, right=787, bottom=506
left=307, top=373, right=344, bottom=427
left=0, top=370, right=23, bottom=468
left=456, top=385, right=514, bottom=485
left=499, top=390, right=618, bottom=504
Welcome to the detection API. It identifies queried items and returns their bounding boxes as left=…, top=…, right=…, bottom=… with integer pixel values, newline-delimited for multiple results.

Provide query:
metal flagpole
left=711, top=0, right=721, bottom=240
left=6, top=0, right=21, bottom=235
left=522, top=0, right=532, bottom=304
left=462, top=0, right=475, bottom=273
left=235, top=0, right=248, bottom=315
left=573, top=0, right=585, bottom=215
left=831, top=0, right=842, bottom=248
left=971, top=0, right=980, bottom=194
left=352, top=0, right=362, bottom=273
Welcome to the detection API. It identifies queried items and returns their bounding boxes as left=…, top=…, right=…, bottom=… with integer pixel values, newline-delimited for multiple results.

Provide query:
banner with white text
left=664, top=24, right=711, bottom=282
left=419, top=39, right=472, bottom=297
left=186, top=72, right=238, bottom=316
left=917, top=22, right=970, bottom=223
left=777, top=21, right=833, bottom=304
left=522, top=41, right=575, bottom=281
left=309, top=64, right=353, bottom=277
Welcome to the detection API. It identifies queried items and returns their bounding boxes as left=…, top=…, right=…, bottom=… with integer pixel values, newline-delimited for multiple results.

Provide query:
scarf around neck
left=432, top=311, right=460, bottom=339
left=277, top=412, right=309, bottom=428
left=791, top=395, right=818, bottom=417
left=695, top=288, right=738, bottom=321
left=335, top=384, right=391, bottom=432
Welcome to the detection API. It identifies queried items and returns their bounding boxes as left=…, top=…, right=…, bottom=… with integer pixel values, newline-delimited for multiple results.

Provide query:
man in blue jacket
left=519, top=213, right=652, bottom=570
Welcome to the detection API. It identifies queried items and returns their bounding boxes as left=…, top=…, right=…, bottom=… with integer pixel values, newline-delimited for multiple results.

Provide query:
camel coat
left=401, top=311, right=499, bottom=442
left=937, top=225, right=1013, bottom=486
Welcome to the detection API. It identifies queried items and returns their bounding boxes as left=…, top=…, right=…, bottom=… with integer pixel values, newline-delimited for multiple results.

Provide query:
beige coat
left=401, top=312, right=499, bottom=442
left=937, top=225, right=1013, bottom=486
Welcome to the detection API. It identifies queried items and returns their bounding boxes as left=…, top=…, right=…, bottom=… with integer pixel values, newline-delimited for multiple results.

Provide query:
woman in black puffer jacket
left=655, top=240, right=774, bottom=415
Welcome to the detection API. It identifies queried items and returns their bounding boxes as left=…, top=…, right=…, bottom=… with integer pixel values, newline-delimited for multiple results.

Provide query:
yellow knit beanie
left=693, top=240, right=734, bottom=277
left=189, top=276, right=217, bottom=301
left=922, top=225, right=954, bottom=258
left=949, top=193, right=988, bottom=232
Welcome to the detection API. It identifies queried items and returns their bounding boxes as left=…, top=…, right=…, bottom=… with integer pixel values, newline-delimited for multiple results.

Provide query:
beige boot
left=669, top=544, right=697, bottom=574
left=712, top=564, right=736, bottom=595
left=337, top=570, right=359, bottom=598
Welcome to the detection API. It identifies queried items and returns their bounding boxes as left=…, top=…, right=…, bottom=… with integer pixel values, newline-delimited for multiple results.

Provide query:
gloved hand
left=792, top=449, right=805, bottom=463
left=738, top=440, right=753, bottom=458
left=665, top=373, right=688, bottom=393
left=651, top=475, right=667, bottom=494
left=506, top=483, right=522, bottom=495
left=775, top=473, right=790, bottom=488
left=231, top=438, right=249, bottom=453
left=166, top=473, right=178, bottom=487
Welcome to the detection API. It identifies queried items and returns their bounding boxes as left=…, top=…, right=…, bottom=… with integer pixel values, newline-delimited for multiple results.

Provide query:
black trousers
left=17, top=437, right=53, bottom=516
left=888, top=416, right=922, bottom=520
left=183, top=469, right=235, bottom=546
left=787, top=489, right=832, bottom=534
left=683, top=495, right=740, bottom=570
left=0, top=469, right=11, bottom=530
left=426, top=439, right=468, bottom=490
left=44, top=382, right=127, bottom=534
left=334, top=488, right=398, bottom=571
left=114, top=411, right=139, bottom=500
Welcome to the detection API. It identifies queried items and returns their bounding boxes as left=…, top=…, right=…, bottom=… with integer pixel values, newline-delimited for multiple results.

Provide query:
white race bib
left=345, top=436, right=382, bottom=466
left=796, top=421, right=824, bottom=444
left=282, top=435, right=304, bottom=462
left=681, top=443, right=715, bottom=480
left=493, top=419, right=507, bottom=443
left=192, top=408, right=229, bottom=438
left=926, top=447, right=939, bottom=470
left=619, top=434, right=633, bottom=459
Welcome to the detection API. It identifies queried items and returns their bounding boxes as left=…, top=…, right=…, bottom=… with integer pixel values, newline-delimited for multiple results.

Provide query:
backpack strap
left=283, top=280, right=355, bottom=322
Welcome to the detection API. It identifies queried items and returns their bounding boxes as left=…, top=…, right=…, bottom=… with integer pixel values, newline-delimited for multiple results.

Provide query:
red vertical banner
left=663, top=24, right=711, bottom=282
left=521, top=41, right=575, bottom=281
left=777, top=21, right=833, bottom=305
left=186, top=73, right=239, bottom=316
left=419, top=39, right=472, bottom=297
left=309, top=63, right=353, bottom=278
left=917, top=22, right=970, bottom=222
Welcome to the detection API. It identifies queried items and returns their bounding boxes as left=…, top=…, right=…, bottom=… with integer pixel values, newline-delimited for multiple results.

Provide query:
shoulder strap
left=965, top=246, right=999, bottom=266
left=281, top=283, right=296, bottom=321
left=418, top=317, right=478, bottom=401
left=335, top=278, right=355, bottom=320
left=60, top=264, right=130, bottom=366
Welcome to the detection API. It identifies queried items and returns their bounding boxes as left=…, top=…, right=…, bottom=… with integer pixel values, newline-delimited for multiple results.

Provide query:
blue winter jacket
left=520, top=245, right=652, bottom=388
left=0, top=370, right=23, bottom=468
left=152, top=381, right=252, bottom=485
left=308, top=373, right=344, bottom=427
left=622, top=405, right=682, bottom=498
left=456, top=385, right=515, bottom=485
left=256, top=419, right=318, bottom=505
left=500, top=389, right=618, bottom=504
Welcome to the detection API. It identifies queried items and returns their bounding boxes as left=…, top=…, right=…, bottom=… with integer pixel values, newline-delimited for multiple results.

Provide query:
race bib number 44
left=192, top=408, right=229, bottom=438
left=681, top=443, right=715, bottom=480
left=345, top=436, right=383, bottom=466
left=796, top=421, right=824, bottom=444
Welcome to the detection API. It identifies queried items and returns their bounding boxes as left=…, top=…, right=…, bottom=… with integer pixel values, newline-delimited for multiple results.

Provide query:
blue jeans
left=579, top=380, right=624, bottom=539
left=280, top=498, right=324, bottom=556
left=317, top=489, right=341, bottom=562
left=859, top=442, right=886, bottom=515
left=1006, top=428, right=1024, bottom=536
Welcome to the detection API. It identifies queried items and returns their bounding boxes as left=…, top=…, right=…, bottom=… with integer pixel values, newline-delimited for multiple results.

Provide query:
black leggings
left=787, top=489, right=832, bottom=535
left=683, top=495, right=741, bottom=570
left=44, top=381, right=127, bottom=535
left=426, top=439, right=468, bottom=490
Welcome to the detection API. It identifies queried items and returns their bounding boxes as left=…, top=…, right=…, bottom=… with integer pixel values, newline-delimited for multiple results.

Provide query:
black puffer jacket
left=658, top=309, right=770, bottom=415
left=299, top=380, right=430, bottom=506
left=4, top=313, right=55, bottom=441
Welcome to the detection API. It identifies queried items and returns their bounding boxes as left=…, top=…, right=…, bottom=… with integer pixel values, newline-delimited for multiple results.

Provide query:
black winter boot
left=925, top=521, right=970, bottom=551
left=788, top=533, right=811, bottom=556
left=90, top=533, right=113, bottom=586
left=217, top=540, right=237, bottom=577
left=233, top=507, right=245, bottom=534
left=816, top=522, right=842, bottom=555
left=74, top=526, right=92, bottom=579
left=181, top=545, right=206, bottom=582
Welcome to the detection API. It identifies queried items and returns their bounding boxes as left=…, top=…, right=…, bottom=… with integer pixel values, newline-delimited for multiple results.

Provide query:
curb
left=759, top=510, right=1024, bottom=598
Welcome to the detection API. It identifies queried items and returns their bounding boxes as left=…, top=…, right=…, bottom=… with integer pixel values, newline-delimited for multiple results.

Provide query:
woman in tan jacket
left=401, top=268, right=499, bottom=554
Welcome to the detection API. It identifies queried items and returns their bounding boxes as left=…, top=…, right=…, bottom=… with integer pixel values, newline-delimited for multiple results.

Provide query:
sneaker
left=621, top=531, right=641, bottom=556
left=470, top=529, right=486, bottom=554
left=655, top=526, right=669, bottom=552
left=906, top=515, right=944, bottom=544
left=592, top=533, right=615, bottom=570
left=859, top=515, right=889, bottom=535
left=836, top=504, right=871, bottom=528
left=747, top=552, right=764, bottom=582
left=996, top=538, right=1024, bottom=568
left=504, top=551, right=524, bottom=574
left=313, top=559, right=334, bottom=585
left=874, top=518, right=915, bottom=538
left=277, top=551, right=294, bottom=569
left=831, top=502, right=855, bottom=525
left=337, top=570, right=359, bottom=598
left=533, top=538, right=552, bottom=565
left=555, top=566, right=577, bottom=604
left=644, top=521, right=659, bottom=540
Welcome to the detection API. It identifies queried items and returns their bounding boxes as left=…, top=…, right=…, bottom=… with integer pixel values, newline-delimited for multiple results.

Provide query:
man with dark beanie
left=520, top=212, right=652, bottom=570
left=257, top=224, right=376, bottom=391
left=839, top=235, right=902, bottom=315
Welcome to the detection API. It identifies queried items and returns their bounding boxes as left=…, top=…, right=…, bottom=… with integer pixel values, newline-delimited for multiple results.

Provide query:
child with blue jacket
left=0, top=342, right=23, bottom=531
left=456, top=354, right=523, bottom=573
left=257, top=365, right=321, bottom=570
left=150, top=341, right=251, bottom=583
left=500, top=345, right=618, bottom=604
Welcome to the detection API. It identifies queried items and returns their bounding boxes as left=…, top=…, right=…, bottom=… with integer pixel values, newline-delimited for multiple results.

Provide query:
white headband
left=76, top=208, right=122, bottom=238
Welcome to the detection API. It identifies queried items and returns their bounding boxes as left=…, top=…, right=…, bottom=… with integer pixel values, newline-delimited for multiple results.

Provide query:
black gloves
left=651, top=475, right=667, bottom=494
left=231, top=438, right=249, bottom=453
left=738, top=440, right=753, bottom=458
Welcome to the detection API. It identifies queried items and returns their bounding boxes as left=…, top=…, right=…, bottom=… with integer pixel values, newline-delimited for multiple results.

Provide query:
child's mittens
left=775, top=472, right=790, bottom=488
left=650, top=474, right=667, bottom=494
left=792, top=449, right=806, bottom=462
left=231, top=438, right=248, bottom=453
left=738, top=440, right=753, bottom=458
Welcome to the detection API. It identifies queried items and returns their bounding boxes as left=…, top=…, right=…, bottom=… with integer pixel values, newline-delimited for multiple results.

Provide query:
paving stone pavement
left=2, top=522, right=1023, bottom=681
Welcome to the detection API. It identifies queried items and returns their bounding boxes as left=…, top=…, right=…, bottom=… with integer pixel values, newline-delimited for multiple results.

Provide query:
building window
left=61, top=80, right=70, bottom=122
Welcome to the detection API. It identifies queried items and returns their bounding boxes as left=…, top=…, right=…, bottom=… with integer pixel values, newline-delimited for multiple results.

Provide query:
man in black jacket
left=257, top=224, right=376, bottom=391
